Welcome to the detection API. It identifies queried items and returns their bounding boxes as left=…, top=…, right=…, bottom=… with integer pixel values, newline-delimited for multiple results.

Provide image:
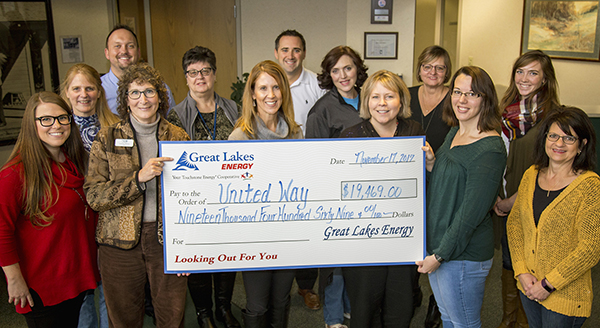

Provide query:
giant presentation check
left=160, top=137, right=426, bottom=273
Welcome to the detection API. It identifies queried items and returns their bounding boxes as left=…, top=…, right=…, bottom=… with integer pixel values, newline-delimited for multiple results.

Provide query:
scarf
left=254, top=113, right=290, bottom=140
left=73, top=113, right=100, bottom=152
left=501, top=93, right=542, bottom=141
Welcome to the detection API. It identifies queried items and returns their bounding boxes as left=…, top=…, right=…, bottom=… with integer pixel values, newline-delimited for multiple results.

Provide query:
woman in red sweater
left=0, top=92, right=99, bottom=327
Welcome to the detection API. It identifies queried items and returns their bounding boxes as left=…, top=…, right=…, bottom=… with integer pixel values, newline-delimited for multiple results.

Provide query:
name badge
left=115, top=139, right=134, bottom=147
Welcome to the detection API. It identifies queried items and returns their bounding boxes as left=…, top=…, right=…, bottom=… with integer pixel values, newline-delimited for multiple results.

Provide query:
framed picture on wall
left=0, top=0, right=59, bottom=145
left=521, top=0, right=600, bottom=61
left=364, top=32, right=398, bottom=59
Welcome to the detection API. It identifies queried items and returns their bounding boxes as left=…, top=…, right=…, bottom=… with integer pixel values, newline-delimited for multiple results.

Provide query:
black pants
left=343, top=265, right=416, bottom=328
left=242, top=269, right=295, bottom=317
left=23, top=289, right=87, bottom=328
left=295, top=268, right=318, bottom=290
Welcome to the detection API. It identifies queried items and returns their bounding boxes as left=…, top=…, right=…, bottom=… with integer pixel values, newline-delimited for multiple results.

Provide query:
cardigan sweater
left=0, top=156, right=99, bottom=313
left=507, top=167, right=600, bottom=317
left=84, top=117, right=190, bottom=249
left=427, top=127, right=507, bottom=261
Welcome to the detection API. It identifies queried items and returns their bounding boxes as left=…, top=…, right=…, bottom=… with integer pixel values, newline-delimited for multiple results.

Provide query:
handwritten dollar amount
left=341, top=179, right=418, bottom=201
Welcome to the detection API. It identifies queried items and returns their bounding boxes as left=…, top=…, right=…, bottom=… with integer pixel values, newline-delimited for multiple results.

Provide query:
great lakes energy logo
left=172, top=150, right=255, bottom=171
left=173, top=151, right=199, bottom=171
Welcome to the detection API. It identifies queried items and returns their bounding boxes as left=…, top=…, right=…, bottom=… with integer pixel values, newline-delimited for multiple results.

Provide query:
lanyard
left=198, top=100, right=218, bottom=140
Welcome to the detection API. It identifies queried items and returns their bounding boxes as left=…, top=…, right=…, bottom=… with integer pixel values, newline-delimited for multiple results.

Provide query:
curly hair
left=3, top=92, right=86, bottom=227
left=116, top=63, right=169, bottom=120
left=442, top=66, right=501, bottom=132
left=234, top=60, right=300, bottom=138
left=359, top=70, right=411, bottom=120
left=60, top=63, right=119, bottom=127
left=317, top=46, right=368, bottom=90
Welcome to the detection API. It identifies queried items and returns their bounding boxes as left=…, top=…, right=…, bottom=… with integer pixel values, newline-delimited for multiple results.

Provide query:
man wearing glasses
left=101, top=25, right=176, bottom=114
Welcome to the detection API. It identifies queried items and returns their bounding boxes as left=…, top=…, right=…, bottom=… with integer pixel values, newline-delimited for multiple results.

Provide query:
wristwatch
left=434, top=254, right=444, bottom=263
left=542, top=278, right=556, bottom=293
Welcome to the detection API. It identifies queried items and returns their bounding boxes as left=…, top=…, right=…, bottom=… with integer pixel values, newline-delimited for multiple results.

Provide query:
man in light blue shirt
left=101, top=25, right=175, bottom=114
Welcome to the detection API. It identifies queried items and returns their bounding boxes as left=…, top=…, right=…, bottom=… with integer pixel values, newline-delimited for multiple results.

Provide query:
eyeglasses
left=451, top=90, right=481, bottom=99
left=186, top=67, right=213, bottom=78
left=547, top=132, right=578, bottom=145
left=422, top=64, right=447, bottom=73
left=36, top=115, right=72, bottom=127
left=127, top=89, right=157, bottom=100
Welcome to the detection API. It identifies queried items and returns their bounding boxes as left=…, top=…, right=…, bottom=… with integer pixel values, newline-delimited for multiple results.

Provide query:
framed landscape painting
left=522, top=0, right=600, bottom=60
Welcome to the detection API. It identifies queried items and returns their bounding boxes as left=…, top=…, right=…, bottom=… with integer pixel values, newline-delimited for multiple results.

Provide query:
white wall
left=457, top=0, right=600, bottom=115
left=240, top=0, right=347, bottom=75
left=346, top=0, right=416, bottom=83
left=413, top=0, right=437, bottom=85
left=51, top=0, right=111, bottom=79
left=240, top=0, right=416, bottom=82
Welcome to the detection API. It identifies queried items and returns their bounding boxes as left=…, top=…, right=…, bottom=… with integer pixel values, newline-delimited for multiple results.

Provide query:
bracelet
left=541, top=278, right=555, bottom=293
left=434, top=254, right=444, bottom=263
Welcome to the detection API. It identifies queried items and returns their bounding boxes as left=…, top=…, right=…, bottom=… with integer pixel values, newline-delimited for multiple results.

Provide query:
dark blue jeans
left=519, top=292, right=586, bottom=328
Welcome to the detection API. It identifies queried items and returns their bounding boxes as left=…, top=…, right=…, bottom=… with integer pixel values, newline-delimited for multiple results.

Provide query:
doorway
left=115, top=0, right=238, bottom=104
left=413, top=0, right=458, bottom=86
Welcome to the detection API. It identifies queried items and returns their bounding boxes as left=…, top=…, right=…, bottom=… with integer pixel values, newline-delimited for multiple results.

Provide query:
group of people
left=0, top=23, right=599, bottom=328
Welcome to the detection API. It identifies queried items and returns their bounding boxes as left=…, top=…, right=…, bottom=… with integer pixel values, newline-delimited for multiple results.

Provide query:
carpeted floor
left=1, top=248, right=599, bottom=327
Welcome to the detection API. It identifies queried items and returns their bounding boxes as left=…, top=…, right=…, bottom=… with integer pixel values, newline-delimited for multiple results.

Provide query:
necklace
left=545, top=171, right=561, bottom=197
left=421, top=109, right=436, bottom=133
left=71, top=187, right=89, bottom=220
left=419, top=87, right=445, bottom=133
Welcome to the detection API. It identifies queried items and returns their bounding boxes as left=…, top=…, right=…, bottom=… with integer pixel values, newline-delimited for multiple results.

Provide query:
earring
left=253, top=99, right=257, bottom=107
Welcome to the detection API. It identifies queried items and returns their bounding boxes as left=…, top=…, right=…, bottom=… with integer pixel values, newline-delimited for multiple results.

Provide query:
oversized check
left=160, top=137, right=426, bottom=273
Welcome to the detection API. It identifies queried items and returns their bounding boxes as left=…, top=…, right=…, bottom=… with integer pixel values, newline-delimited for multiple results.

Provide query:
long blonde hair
left=3, top=92, right=87, bottom=227
left=234, top=60, right=300, bottom=138
left=60, top=63, right=120, bottom=127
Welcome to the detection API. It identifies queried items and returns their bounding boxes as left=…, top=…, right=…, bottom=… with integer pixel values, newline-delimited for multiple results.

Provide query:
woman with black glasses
left=0, top=92, right=98, bottom=327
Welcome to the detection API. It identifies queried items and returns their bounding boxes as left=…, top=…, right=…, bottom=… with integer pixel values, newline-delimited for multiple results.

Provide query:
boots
left=424, top=294, right=442, bottom=328
left=197, top=309, right=216, bottom=328
left=214, top=272, right=241, bottom=328
left=242, top=310, right=268, bottom=328
left=497, top=268, right=529, bottom=328
left=188, top=273, right=215, bottom=328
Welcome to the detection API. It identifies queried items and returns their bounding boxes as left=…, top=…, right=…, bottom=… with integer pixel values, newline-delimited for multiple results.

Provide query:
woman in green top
left=417, top=66, right=506, bottom=328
